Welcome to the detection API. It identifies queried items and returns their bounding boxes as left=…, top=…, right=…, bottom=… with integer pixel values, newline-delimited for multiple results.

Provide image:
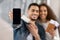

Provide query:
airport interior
left=0, top=0, right=60, bottom=40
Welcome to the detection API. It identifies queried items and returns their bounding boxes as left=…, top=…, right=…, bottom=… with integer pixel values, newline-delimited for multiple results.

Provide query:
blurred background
left=0, top=0, right=60, bottom=25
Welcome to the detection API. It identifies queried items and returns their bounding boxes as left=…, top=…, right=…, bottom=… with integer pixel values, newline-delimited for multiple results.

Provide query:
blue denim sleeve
left=14, top=20, right=29, bottom=40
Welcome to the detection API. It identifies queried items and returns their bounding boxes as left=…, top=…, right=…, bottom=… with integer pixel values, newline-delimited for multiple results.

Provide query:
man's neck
left=30, top=20, right=35, bottom=24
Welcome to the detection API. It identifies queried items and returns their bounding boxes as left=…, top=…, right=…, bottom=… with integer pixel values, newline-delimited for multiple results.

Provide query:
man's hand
left=27, top=23, right=41, bottom=40
left=9, top=10, right=13, bottom=20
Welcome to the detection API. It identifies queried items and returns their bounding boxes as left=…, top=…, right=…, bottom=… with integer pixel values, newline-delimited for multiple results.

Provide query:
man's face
left=27, top=6, right=39, bottom=21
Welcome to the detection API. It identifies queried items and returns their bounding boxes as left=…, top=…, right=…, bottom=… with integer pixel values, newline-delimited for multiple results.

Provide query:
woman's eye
left=44, top=10, right=47, bottom=12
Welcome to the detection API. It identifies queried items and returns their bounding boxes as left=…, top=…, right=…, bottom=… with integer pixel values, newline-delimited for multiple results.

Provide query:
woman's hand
left=48, top=29, right=55, bottom=38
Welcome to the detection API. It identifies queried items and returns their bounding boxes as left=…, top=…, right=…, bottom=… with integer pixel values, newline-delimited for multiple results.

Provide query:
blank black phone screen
left=13, top=8, right=21, bottom=25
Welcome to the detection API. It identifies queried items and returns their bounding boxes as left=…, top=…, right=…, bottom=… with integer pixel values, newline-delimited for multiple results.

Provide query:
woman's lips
left=40, top=14, right=46, bottom=19
left=41, top=15, right=45, bottom=17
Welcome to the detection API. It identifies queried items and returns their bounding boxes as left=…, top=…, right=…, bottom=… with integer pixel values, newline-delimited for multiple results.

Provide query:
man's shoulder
left=21, top=19, right=28, bottom=24
left=14, top=19, right=27, bottom=29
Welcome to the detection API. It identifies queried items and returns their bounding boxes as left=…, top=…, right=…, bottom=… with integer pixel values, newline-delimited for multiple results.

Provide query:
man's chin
left=31, top=19, right=37, bottom=21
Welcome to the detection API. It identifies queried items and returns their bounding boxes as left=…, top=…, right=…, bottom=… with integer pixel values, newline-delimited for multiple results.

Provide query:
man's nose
left=34, top=11, right=38, bottom=14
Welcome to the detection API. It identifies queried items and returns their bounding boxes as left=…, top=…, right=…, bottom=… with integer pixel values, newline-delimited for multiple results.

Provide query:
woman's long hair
left=38, top=3, right=57, bottom=21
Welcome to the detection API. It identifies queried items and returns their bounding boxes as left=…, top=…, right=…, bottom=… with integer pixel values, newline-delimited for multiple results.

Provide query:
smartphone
left=13, top=8, right=21, bottom=25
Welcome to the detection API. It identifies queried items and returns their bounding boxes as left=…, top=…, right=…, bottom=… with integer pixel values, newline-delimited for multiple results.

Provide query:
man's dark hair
left=28, top=3, right=39, bottom=10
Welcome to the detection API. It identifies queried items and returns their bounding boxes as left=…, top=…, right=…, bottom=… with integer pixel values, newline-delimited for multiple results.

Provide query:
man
left=9, top=3, right=46, bottom=40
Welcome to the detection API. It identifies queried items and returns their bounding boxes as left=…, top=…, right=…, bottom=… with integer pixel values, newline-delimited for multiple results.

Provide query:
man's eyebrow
left=32, top=9, right=39, bottom=10
left=32, top=9, right=35, bottom=10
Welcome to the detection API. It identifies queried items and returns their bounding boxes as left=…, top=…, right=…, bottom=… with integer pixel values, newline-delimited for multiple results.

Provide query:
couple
left=13, top=3, right=60, bottom=40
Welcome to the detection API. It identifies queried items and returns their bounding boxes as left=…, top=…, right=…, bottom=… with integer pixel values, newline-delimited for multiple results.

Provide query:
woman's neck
left=40, top=19, right=48, bottom=23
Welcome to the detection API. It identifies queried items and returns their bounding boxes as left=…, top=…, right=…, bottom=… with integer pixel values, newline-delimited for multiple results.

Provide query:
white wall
left=0, top=0, right=60, bottom=24
left=48, top=0, right=60, bottom=23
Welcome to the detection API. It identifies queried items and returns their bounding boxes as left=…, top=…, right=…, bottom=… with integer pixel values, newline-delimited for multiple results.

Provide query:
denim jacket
left=14, top=19, right=46, bottom=40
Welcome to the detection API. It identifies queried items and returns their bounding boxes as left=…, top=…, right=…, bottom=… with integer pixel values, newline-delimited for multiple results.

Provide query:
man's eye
left=32, top=10, right=35, bottom=12
left=36, top=10, right=39, bottom=13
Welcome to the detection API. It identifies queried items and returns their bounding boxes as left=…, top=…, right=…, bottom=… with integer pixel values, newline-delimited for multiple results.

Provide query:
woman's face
left=39, top=6, right=48, bottom=20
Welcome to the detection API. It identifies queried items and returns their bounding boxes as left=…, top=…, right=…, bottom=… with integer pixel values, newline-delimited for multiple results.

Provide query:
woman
left=38, top=3, right=60, bottom=40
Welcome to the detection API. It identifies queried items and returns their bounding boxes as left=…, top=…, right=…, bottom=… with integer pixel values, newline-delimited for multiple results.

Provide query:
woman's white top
left=39, top=21, right=53, bottom=40
left=39, top=20, right=60, bottom=40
